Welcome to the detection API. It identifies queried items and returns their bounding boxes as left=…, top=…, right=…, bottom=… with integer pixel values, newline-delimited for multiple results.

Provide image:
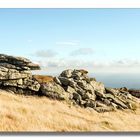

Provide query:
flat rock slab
left=0, top=54, right=41, bottom=94
left=0, top=54, right=40, bottom=70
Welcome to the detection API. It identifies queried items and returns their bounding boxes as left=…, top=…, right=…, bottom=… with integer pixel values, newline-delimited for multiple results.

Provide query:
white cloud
left=35, top=49, right=58, bottom=58
left=38, top=59, right=92, bottom=69
left=36, top=58, right=140, bottom=74
left=110, top=59, right=140, bottom=67
left=70, top=48, right=94, bottom=56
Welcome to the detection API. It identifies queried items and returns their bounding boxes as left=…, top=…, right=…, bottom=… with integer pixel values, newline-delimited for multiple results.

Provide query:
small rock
left=90, top=77, right=96, bottom=82
left=105, top=94, right=128, bottom=109
left=58, top=77, right=71, bottom=86
left=53, top=77, right=61, bottom=85
left=73, top=92, right=82, bottom=101
left=120, top=87, right=128, bottom=92
left=96, top=101, right=107, bottom=108
left=40, top=82, right=69, bottom=100
left=94, top=107, right=114, bottom=113
left=85, top=99, right=96, bottom=108
left=82, top=91, right=96, bottom=101
left=60, top=69, right=73, bottom=78
left=77, top=80, right=87, bottom=89
left=90, top=80, right=105, bottom=95
left=66, top=86, right=76, bottom=94
left=105, top=87, right=119, bottom=96
left=95, top=90, right=105, bottom=98
left=110, top=102, right=118, bottom=109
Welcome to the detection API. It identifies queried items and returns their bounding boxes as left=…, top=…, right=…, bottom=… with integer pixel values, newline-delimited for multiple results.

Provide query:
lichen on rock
left=0, top=54, right=40, bottom=95
left=0, top=54, right=139, bottom=113
left=38, top=69, right=139, bottom=112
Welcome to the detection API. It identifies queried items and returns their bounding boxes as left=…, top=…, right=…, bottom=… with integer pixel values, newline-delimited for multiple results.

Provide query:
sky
left=0, top=9, right=140, bottom=74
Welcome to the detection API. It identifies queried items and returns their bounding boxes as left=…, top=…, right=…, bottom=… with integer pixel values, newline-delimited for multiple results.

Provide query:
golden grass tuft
left=0, top=89, right=140, bottom=132
left=33, top=75, right=54, bottom=84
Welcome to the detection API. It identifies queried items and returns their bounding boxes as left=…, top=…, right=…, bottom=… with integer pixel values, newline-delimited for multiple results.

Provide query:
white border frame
left=0, top=0, right=140, bottom=8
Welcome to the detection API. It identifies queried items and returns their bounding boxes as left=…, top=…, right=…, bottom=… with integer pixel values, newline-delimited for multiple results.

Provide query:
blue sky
left=0, top=9, right=140, bottom=74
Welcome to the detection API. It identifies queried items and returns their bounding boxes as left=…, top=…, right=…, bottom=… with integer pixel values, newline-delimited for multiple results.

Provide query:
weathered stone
left=105, top=94, right=128, bottom=109
left=76, top=88, right=85, bottom=96
left=127, top=94, right=132, bottom=100
left=85, top=99, right=96, bottom=108
left=82, top=91, right=96, bottom=101
left=0, top=62, right=139, bottom=114
left=26, top=79, right=40, bottom=91
left=0, top=86, right=39, bottom=95
left=105, top=87, right=119, bottom=96
left=77, top=80, right=87, bottom=89
left=0, top=63, right=30, bottom=70
left=0, top=54, right=40, bottom=70
left=90, top=77, right=96, bottom=82
left=72, top=70, right=82, bottom=80
left=71, top=69, right=89, bottom=81
left=53, top=77, right=61, bottom=85
left=74, top=69, right=88, bottom=75
left=58, top=77, right=71, bottom=86
left=26, top=62, right=41, bottom=70
left=40, top=82, right=69, bottom=100
left=120, top=87, right=128, bottom=92
left=85, top=78, right=91, bottom=83
left=66, top=86, right=76, bottom=94
left=58, top=77, right=77, bottom=89
left=110, top=102, right=118, bottom=109
left=43, top=69, right=140, bottom=112
left=8, top=69, right=31, bottom=80
left=96, top=101, right=107, bottom=108
left=1, top=77, right=40, bottom=92
left=87, top=83, right=94, bottom=92
left=90, top=80, right=105, bottom=96
left=95, top=90, right=105, bottom=98
left=77, top=80, right=94, bottom=93
left=101, top=98, right=111, bottom=106
left=65, top=92, right=73, bottom=100
left=2, top=79, right=18, bottom=87
left=60, top=69, right=73, bottom=78
left=79, top=100, right=87, bottom=106
left=0, top=54, right=41, bottom=94
left=94, top=107, right=114, bottom=113
left=69, top=80, right=77, bottom=89
left=73, top=92, right=82, bottom=101
left=0, top=66, right=8, bottom=80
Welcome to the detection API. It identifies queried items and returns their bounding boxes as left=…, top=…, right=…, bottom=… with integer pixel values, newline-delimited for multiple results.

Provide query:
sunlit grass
left=0, top=89, right=140, bottom=132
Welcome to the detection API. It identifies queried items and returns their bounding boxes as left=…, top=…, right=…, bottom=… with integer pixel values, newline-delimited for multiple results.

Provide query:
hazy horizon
left=32, top=70, right=140, bottom=89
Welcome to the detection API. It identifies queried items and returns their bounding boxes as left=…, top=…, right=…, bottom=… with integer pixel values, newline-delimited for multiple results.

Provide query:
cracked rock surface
left=39, top=69, right=138, bottom=113
left=0, top=54, right=40, bottom=95
left=0, top=54, right=139, bottom=113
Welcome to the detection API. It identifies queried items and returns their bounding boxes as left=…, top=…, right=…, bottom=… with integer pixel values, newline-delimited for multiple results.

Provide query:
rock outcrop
left=0, top=54, right=40, bottom=95
left=0, top=54, right=139, bottom=113
left=39, top=69, right=138, bottom=113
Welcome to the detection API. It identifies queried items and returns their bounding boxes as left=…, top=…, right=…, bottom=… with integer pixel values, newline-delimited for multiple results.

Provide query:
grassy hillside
left=0, top=89, right=140, bottom=132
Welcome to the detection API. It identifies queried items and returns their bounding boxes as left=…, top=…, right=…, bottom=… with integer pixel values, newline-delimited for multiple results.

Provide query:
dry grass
left=33, top=75, right=54, bottom=83
left=0, top=89, right=140, bottom=132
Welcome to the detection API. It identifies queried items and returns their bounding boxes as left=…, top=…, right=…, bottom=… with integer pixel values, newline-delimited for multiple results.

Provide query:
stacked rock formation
left=40, top=69, right=138, bottom=113
left=0, top=54, right=40, bottom=95
left=0, top=54, right=139, bottom=113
